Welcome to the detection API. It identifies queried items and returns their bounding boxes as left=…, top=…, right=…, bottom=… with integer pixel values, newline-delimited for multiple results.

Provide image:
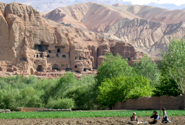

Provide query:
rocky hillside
left=117, top=4, right=185, bottom=24
left=0, top=2, right=143, bottom=76
left=43, top=3, right=185, bottom=56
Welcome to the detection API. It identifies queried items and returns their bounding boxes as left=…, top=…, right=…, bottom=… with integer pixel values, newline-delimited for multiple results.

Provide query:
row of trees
left=0, top=39, right=184, bottom=110
left=0, top=74, right=96, bottom=110
left=96, top=39, right=185, bottom=108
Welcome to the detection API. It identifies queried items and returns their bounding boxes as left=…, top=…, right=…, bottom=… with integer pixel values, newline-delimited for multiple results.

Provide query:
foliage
left=0, top=74, right=96, bottom=110
left=160, top=39, right=185, bottom=93
left=41, top=72, right=77, bottom=104
left=134, top=55, right=160, bottom=86
left=65, top=75, right=97, bottom=110
left=0, top=89, right=21, bottom=110
left=97, top=76, right=154, bottom=108
left=95, top=53, right=134, bottom=87
left=153, top=77, right=182, bottom=96
left=46, top=98, right=74, bottom=109
left=51, top=72, right=78, bottom=99
left=19, top=87, right=42, bottom=107
left=66, top=84, right=96, bottom=110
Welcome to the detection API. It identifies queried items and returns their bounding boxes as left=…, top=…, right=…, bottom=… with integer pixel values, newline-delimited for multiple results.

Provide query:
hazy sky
left=131, top=0, right=185, bottom=5
left=1, top=0, right=185, bottom=6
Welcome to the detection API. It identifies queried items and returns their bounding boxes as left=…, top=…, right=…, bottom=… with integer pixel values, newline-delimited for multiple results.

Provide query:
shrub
left=46, top=98, right=74, bottom=109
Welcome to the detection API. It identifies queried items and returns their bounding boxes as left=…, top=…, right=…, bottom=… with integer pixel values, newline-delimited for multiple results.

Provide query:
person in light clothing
left=162, top=108, right=171, bottom=123
left=130, top=112, right=138, bottom=122
left=129, top=112, right=142, bottom=124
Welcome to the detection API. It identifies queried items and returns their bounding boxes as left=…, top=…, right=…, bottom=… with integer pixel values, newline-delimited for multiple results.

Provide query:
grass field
left=0, top=110, right=184, bottom=119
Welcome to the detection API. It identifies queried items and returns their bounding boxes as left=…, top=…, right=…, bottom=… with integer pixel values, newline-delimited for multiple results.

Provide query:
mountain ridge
left=43, top=2, right=185, bottom=56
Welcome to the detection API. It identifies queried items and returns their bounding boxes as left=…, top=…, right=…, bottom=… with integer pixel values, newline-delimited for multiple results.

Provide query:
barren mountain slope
left=44, top=3, right=185, bottom=57
left=106, top=18, right=185, bottom=56
left=43, top=2, right=140, bottom=32
left=115, top=4, right=185, bottom=24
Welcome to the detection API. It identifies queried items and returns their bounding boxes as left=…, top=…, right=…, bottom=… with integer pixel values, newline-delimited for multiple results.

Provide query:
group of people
left=129, top=108, right=171, bottom=124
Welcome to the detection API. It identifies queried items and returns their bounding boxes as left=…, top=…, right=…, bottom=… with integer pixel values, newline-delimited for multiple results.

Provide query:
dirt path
left=0, top=116, right=184, bottom=125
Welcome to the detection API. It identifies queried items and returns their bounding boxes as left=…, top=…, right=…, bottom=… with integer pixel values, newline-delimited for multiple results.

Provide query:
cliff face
left=44, top=3, right=185, bottom=57
left=0, top=2, right=142, bottom=75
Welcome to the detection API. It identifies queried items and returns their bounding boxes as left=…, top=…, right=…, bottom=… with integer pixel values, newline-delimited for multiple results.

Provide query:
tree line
left=0, top=39, right=184, bottom=110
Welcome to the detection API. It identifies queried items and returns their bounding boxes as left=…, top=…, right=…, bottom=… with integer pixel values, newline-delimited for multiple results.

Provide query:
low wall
left=113, top=94, right=185, bottom=110
left=19, top=108, right=71, bottom=112
left=0, top=109, right=11, bottom=113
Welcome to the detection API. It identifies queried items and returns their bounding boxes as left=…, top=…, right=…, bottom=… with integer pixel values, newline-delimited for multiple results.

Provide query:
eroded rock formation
left=0, top=2, right=143, bottom=76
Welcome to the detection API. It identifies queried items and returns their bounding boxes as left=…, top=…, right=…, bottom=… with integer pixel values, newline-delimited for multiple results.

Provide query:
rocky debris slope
left=0, top=2, right=142, bottom=76
left=44, top=3, right=185, bottom=56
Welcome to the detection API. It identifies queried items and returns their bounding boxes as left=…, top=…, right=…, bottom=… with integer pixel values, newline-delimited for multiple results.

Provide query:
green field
left=0, top=110, right=184, bottom=119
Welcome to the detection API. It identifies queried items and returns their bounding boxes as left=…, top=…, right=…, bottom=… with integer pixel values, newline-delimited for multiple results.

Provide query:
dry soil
left=0, top=116, right=184, bottom=125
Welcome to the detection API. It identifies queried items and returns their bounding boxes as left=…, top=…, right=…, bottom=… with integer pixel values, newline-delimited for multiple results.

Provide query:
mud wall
left=113, top=94, right=185, bottom=110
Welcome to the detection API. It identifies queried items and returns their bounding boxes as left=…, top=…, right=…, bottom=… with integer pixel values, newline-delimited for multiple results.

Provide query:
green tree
left=65, top=75, right=97, bottom=110
left=154, top=77, right=182, bottom=96
left=95, top=53, right=134, bottom=87
left=0, top=89, right=21, bottom=110
left=160, top=39, right=185, bottom=93
left=97, top=76, right=154, bottom=108
left=42, top=72, right=77, bottom=104
left=20, top=87, right=42, bottom=107
left=134, top=55, right=160, bottom=86
left=66, top=84, right=96, bottom=110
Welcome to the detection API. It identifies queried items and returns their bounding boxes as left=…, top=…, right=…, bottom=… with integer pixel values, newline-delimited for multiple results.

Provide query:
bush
left=46, top=98, right=74, bottom=109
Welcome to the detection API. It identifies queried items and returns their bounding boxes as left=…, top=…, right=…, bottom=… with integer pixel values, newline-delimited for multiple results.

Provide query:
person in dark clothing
left=149, top=110, right=160, bottom=124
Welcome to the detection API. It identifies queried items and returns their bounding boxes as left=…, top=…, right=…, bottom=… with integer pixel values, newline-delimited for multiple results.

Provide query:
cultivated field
left=0, top=116, right=184, bottom=125
left=0, top=110, right=184, bottom=125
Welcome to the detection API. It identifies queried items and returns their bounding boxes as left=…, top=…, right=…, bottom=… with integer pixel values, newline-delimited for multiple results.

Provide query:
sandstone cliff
left=0, top=2, right=142, bottom=76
